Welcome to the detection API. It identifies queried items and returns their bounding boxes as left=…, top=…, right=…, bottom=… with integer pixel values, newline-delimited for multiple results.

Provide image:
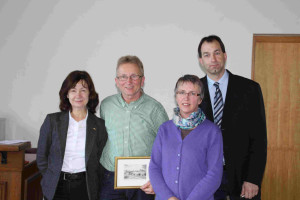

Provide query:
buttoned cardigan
left=149, top=119, right=223, bottom=200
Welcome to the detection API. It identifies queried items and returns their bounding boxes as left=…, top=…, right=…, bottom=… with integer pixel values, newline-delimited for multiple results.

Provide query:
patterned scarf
left=172, top=107, right=206, bottom=130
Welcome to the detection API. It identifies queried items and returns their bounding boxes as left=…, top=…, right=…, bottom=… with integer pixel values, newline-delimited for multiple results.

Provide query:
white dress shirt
left=61, top=111, right=88, bottom=173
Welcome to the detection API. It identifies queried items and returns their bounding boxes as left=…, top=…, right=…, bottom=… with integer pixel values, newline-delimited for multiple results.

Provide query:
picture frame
left=114, top=156, right=151, bottom=189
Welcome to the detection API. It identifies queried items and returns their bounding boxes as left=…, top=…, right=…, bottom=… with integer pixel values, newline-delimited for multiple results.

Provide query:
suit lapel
left=85, top=112, right=97, bottom=164
left=222, top=70, right=239, bottom=127
left=58, top=112, right=69, bottom=161
left=223, top=72, right=232, bottom=119
left=200, top=76, right=214, bottom=121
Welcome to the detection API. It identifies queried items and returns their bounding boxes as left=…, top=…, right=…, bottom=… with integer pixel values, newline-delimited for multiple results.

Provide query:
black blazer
left=37, top=111, right=108, bottom=200
left=200, top=70, right=267, bottom=196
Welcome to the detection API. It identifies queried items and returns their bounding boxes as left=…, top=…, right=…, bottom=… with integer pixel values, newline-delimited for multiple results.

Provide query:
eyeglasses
left=116, top=74, right=143, bottom=81
left=176, top=91, right=200, bottom=97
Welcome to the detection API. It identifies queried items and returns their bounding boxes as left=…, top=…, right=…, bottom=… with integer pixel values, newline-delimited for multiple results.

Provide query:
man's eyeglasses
left=176, top=91, right=200, bottom=97
left=116, top=74, right=143, bottom=81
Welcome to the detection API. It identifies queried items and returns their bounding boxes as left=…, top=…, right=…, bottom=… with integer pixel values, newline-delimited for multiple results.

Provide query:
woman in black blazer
left=37, top=70, right=108, bottom=200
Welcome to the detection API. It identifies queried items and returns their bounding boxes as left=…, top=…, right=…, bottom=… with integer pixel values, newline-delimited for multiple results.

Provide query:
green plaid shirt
left=100, top=92, right=169, bottom=171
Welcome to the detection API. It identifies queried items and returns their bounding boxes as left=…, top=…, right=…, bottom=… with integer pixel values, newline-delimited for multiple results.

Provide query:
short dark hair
left=116, top=55, right=144, bottom=76
left=198, top=35, right=226, bottom=58
left=174, top=74, right=204, bottom=99
left=59, top=70, right=99, bottom=114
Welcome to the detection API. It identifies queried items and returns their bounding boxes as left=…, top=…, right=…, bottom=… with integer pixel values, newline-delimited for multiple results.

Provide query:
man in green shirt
left=99, top=55, right=169, bottom=200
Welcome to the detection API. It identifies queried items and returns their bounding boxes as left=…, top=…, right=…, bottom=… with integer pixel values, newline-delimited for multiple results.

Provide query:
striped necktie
left=214, top=82, right=226, bottom=165
left=213, top=82, right=223, bottom=128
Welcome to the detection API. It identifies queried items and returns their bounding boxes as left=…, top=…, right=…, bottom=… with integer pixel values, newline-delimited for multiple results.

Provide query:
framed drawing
left=114, top=156, right=151, bottom=189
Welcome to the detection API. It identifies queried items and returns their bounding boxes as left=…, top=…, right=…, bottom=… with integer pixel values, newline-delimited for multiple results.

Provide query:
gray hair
left=174, top=74, right=204, bottom=99
left=116, top=55, right=144, bottom=76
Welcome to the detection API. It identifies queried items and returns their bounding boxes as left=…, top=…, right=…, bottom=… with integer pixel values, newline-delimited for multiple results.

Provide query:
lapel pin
left=93, top=128, right=96, bottom=131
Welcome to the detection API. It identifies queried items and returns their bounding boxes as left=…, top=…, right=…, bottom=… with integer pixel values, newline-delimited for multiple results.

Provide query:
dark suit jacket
left=37, top=111, right=108, bottom=200
left=200, top=70, right=267, bottom=197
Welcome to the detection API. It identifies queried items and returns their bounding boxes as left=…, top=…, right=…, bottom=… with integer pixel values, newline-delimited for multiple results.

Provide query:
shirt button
left=175, top=180, right=178, bottom=184
left=177, top=154, right=180, bottom=157
left=176, top=167, right=179, bottom=170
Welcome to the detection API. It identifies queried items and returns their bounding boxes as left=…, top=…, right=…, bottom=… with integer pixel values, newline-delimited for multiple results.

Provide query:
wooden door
left=252, top=34, right=300, bottom=200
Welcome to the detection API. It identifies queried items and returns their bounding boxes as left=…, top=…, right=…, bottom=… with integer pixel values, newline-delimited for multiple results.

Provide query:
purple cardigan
left=149, top=119, right=223, bottom=200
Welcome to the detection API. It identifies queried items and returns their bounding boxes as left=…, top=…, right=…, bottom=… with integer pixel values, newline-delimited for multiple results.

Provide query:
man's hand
left=140, top=181, right=155, bottom=194
left=241, top=181, right=259, bottom=199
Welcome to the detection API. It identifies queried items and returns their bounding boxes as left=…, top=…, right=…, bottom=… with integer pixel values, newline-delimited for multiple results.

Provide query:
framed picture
left=114, top=156, right=150, bottom=189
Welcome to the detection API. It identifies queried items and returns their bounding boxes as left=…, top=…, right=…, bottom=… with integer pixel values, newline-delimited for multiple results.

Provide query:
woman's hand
left=168, top=197, right=179, bottom=200
left=140, top=181, right=155, bottom=194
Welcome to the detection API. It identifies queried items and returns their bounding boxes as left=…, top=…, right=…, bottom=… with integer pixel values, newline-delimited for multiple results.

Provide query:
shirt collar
left=117, top=91, right=145, bottom=108
left=69, top=110, right=88, bottom=124
left=207, top=70, right=229, bottom=88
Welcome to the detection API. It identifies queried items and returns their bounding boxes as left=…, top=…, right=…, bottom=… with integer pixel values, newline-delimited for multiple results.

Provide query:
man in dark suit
left=198, top=35, right=267, bottom=200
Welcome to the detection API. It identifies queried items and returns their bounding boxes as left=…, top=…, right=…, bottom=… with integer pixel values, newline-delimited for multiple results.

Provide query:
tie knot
left=214, top=82, right=220, bottom=88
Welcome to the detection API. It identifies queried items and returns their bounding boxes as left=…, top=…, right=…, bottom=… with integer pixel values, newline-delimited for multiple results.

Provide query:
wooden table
left=0, top=142, right=42, bottom=200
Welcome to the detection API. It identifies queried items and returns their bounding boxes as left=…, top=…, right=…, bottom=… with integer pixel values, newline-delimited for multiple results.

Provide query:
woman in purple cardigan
left=149, top=75, right=223, bottom=200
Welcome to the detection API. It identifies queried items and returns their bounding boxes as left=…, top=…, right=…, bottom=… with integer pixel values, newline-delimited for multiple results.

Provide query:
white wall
left=0, top=0, right=299, bottom=147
